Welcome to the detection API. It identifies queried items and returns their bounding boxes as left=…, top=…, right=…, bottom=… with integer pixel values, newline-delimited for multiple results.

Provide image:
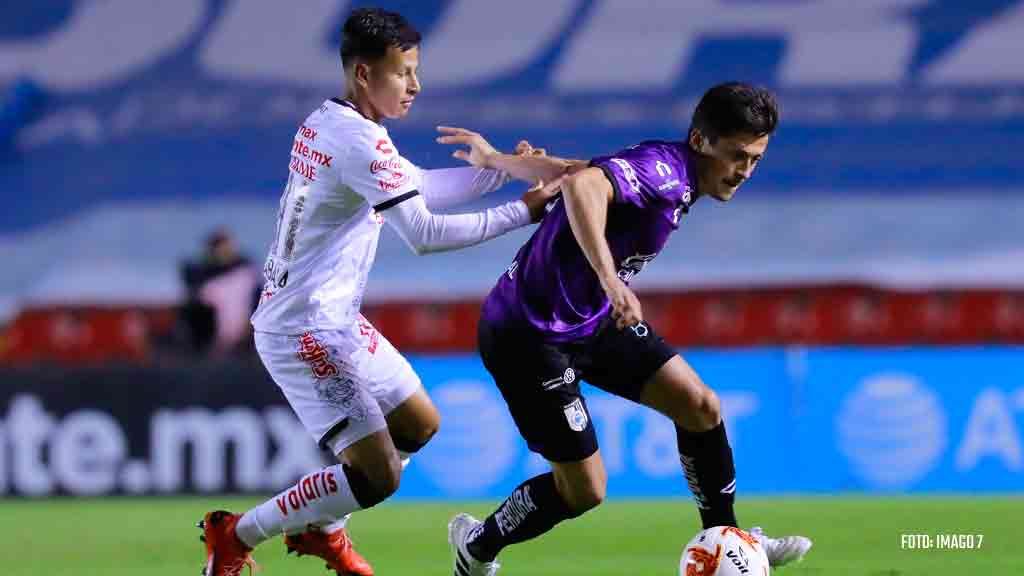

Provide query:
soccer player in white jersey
left=196, top=8, right=558, bottom=576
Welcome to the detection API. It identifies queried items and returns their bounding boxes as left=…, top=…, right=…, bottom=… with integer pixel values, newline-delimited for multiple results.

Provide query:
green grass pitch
left=2, top=496, right=1019, bottom=575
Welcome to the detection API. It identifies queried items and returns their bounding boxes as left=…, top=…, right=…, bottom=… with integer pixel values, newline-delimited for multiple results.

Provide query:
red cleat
left=197, top=510, right=258, bottom=576
left=284, top=527, right=374, bottom=576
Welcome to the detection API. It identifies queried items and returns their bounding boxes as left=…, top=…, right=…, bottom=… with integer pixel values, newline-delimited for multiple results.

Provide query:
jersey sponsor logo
left=289, top=156, right=317, bottom=180
left=540, top=370, right=576, bottom=394
left=375, top=139, right=394, bottom=155
left=617, top=252, right=658, bottom=282
left=655, top=160, right=672, bottom=178
left=378, top=177, right=409, bottom=193
left=655, top=160, right=680, bottom=191
left=298, top=124, right=317, bottom=141
left=357, top=319, right=379, bottom=354
left=505, top=260, right=519, bottom=280
left=563, top=398, right=589, bottom=432
left=657, top=178, right=681, bottom=191
left=609, top=158, right=641, bottom=193
left=369, top=157, right=404, bottom=178
left=291, top=138, right=332, bottom=167
left=672, top=205, right=684, bottom=225
left=373, top=156, right=410, bottom=192
left=296, top=332, right=338, bottom=379
left=275, top=470, right=338, bottom=516
left=541, top=375, right=564, bottom=391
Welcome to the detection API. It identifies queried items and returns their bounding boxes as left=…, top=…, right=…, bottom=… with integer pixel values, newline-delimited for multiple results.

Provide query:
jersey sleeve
left=338, top=126, right=424, bottom=211
left=589, top=143, right=677, bottom=208
left=419, top=167, right=510, bottom=210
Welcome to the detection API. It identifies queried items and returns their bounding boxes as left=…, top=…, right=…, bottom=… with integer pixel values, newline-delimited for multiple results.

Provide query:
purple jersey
left=482, top=140, right=698, bottom=342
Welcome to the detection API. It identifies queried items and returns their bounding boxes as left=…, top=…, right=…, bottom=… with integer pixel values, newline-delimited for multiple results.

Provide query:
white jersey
left=251, top=99, right=426, bottom=334
left=252, top=99, right=529, bottom=334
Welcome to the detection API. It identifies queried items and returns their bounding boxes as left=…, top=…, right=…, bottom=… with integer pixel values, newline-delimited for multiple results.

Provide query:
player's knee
left=415, top=419, right=439, bottom=448
left=344, top=452, right=402, bottom=508
left=562, top=478, right=606, bottom=515
left=679, top=386, right=721, bottom=430
left=393, top=420, right=439, bottom=454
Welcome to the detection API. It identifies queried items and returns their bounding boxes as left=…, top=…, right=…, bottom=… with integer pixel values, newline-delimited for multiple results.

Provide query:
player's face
left=691, top=131, right=770, bottom=202
left=364, top=45, right=421, bottom=120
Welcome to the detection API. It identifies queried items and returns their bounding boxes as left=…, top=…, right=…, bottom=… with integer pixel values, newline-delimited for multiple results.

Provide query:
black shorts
left=478, top=315, right=676, bottom=463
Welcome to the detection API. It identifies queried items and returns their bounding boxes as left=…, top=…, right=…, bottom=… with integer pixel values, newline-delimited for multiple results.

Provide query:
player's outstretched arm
left=418, top=166, right=510, bottom=211
left=384, top=178, right=562, bottom=255
left=436, top=125, right=587, bottom=185
left=418, top=134, right=552, bottom=210
left=562, top=168, right=643, bottom=329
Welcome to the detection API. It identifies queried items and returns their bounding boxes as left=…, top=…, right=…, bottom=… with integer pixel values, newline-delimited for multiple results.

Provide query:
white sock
left=235, top=464, right=362, bottom=548
left=315, top=451, right=411, bottom=535
left=320, top=515, right=349, bottom=534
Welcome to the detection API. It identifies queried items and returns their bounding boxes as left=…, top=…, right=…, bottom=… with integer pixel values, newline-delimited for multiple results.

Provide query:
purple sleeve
left=590, top=143, right=676, bottom=208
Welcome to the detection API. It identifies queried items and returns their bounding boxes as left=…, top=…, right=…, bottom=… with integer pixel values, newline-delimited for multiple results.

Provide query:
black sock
left=677, top=421, right=738, bottom=529
left=466, top=473, right=576, bottom=562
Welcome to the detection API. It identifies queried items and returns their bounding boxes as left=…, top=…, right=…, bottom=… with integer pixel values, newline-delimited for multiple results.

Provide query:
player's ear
left=691, top=129, right=714, bottom=155
left=353, top=62, right=371, bottom=89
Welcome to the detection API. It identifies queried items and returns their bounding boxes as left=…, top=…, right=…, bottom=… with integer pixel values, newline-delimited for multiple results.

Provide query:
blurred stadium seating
left=2, top=1, right=1024, bottom=361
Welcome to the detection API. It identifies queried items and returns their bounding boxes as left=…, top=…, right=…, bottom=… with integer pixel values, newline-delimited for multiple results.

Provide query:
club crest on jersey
left=563, top=398, right=588, bottom=432
left=314, top=375, right=369, bottom=423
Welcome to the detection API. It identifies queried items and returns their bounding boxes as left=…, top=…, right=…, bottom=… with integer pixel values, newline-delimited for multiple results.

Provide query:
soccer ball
left=680, top=526, right=770, bottom=576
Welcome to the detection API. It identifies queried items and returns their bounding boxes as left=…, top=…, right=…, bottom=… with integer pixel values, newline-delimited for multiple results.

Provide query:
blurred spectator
left=179, top=229, right=260, bottom=355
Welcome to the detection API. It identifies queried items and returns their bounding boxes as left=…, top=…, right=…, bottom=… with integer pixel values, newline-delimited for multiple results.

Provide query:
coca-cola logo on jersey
left=370, top=157, right=404, bottom=180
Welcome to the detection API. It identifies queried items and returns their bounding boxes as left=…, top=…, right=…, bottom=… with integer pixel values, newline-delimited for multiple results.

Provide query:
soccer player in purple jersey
left=437, top=83, right=812, bottom=575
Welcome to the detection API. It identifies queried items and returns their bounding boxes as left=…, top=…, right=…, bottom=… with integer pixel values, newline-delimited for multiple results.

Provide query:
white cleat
left=750, top=526, right=813, bottom=567
left=448, top=513, right=501, bottom=576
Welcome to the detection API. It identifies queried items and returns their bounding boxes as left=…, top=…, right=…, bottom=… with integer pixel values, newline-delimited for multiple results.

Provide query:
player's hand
left=436, top=126, right=499, bottom=168
left=521, top=175, right=565, bottom=223
left=514, top=140, right=547, bottom=157
left=604, top=277, right=644, bottom=330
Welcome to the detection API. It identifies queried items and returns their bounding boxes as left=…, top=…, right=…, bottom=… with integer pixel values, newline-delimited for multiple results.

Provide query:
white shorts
left=254, top=316, right=420, bottom=454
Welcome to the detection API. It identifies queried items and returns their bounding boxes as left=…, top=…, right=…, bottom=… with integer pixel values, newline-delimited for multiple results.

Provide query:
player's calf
left=341, top=459, right=401, bottom=509
left=463, top=472, right=579, bottom=564
left=641, top=357, right=737, bottom=529
left=552, top=458, right=606, bottom=514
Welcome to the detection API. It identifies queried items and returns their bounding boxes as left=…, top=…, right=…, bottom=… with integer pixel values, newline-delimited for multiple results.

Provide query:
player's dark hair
left=689, top=82, right=778, bottom=144
left=340, top=8, right=421, bottom=69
